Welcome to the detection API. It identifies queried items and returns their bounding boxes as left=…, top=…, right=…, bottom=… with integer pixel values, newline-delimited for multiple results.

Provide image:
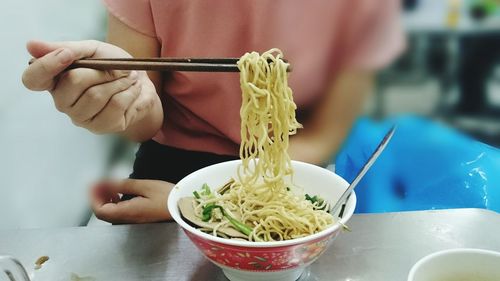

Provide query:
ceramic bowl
left=168, top=160, right=356, bottom=281
left=408, top=248, right=500, bottom=281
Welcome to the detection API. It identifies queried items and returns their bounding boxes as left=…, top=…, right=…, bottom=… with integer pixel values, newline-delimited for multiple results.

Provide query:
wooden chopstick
left=68, top=60, right=241, bottom=72
left=29, top=57, right=291, bottom=72
left=85, top=57, right=243, bottom=63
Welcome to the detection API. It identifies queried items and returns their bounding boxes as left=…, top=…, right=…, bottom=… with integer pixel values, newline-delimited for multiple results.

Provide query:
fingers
left=22, top=40, right=101, bottom=91
left=92, top=197, right=147, bottom=224
left=52, top=68, right=135, bottom=113
left=91, top=182, right=121, bottom=205
left=67, top=73, right=138, bottom=123
left=76, top=82, right=142, bottom=133
left=89, top=179, right=172, bottom=224
left=27, top=40, right=54, bottom=58
left=27, top=40, right=100, bottom=60
left=92, top=179, right=172, bottom=223
left=22, top=48, right=74, bottom=91
left=90, top=179, right=152, bottom=199
left=90, top=181, right=141, bottom=223
left=122, top=79, right=158, bottom=127
left=109, top=179, right=155, bottom=197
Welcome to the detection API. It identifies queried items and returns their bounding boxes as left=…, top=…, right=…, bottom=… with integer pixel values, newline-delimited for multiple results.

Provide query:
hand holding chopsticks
left=22, top=40, right=163, bottom=138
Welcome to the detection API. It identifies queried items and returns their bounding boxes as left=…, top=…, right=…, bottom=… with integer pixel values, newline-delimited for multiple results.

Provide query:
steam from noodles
left=194, top=49, right=334, bottom=241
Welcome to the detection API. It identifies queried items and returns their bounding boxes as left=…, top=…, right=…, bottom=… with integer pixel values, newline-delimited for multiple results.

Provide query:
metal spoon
left=331, top=126, right=396, bottom=218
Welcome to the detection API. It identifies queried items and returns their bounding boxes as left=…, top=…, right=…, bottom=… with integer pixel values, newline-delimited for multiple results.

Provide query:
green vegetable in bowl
left=202, top=204, right=253, bottom=236
left=305, top=193, right=329, bottom=212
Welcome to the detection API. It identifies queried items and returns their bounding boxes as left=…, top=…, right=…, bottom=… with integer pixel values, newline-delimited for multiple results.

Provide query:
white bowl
left=408, top=248, right=500, bottom=281
left=168, top=160, right=356, bottom=281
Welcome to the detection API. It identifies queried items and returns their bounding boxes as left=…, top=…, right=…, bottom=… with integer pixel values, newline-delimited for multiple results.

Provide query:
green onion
left=198, top=184, right=217, bottom=221
left=193, top=191, right=201, bottom=199
left=305, top=194, right=328, bottom=211
left=305, top=194, right=318, bottom=204
left=196, top=183, right=253, bottom=236
left=224, top=212, right=253, bottom=236
left=201, top=203, right=216, bottom=221
left=201, top=204, right=253, bottom=236
left=201, top=183, right=212, bottom=196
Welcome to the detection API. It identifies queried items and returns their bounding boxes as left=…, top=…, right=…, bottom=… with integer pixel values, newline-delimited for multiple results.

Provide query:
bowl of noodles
left=168, top=159, right=355, bottom=281
left=168, top=49, right=356, bottom=281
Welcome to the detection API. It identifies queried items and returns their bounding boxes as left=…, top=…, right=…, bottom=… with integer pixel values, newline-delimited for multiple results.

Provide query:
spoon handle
left=331, top=126, right=396, bottom=217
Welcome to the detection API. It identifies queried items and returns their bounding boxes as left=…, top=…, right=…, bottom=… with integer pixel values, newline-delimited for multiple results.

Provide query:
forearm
left=289, top=70, right=374, bottom=166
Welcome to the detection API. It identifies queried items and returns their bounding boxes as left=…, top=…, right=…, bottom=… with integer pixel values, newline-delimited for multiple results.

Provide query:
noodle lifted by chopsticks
left=195, top=49, right=334, bottom=241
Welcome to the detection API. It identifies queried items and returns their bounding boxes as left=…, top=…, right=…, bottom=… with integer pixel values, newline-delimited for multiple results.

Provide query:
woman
left=22, top=0, right=404, bottom=224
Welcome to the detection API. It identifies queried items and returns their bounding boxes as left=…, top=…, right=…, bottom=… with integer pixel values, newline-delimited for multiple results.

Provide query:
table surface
left=0, top=208, right=499, bottom=281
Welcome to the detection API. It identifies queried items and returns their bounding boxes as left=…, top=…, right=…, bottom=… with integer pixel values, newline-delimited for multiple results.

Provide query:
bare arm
left=107, top=13, right=163, bottom=142
left=288, top=70, right=374, bottom=166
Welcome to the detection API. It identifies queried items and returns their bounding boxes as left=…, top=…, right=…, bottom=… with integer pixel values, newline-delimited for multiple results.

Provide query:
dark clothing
left=122, top=140, right=238, bottom=200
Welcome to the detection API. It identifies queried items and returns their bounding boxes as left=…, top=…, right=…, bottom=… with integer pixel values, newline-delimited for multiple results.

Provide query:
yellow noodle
left=196, top=49, right=334, bottom=241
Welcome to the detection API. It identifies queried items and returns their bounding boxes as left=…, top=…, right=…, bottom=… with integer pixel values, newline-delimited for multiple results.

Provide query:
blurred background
left=0, top=0, right=498, bottom=229
left=376, top=0, right=500, bottom=146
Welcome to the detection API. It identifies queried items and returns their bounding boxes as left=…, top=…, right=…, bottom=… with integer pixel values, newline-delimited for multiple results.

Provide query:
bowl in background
left=168, top=160, right=356, bottom=281
left=408, top=248, right=500, bottom=281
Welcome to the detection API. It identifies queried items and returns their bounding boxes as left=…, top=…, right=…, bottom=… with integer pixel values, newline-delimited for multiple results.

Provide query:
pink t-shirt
left=103, top=0, right=404, bottom=156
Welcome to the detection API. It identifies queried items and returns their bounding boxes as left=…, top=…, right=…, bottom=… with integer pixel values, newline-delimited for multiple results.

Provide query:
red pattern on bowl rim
left=184, top=228, right=341, bottom=271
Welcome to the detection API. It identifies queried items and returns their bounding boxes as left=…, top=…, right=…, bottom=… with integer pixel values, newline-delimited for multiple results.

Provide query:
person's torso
left=150, top=0, right=349, bottom=155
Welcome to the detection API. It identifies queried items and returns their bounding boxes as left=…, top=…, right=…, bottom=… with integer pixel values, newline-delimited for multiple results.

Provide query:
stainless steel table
left=0, top=209, right=498, bottom=281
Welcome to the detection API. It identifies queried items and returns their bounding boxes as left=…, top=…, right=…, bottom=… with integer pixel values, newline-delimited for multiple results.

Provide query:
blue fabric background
left=335, top=115, right=500, bottom=213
